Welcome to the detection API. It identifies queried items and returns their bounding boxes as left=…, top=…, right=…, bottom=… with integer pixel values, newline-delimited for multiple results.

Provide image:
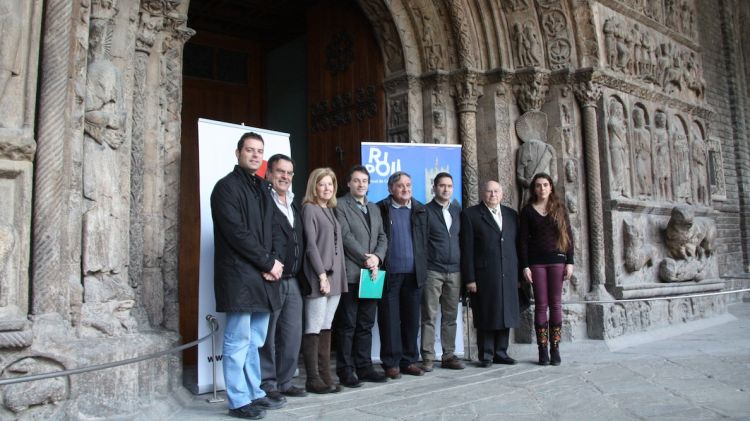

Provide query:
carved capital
left=513, top=72, right=550, bottom=113
left=573, top=81, right=602, bottom=108
left=136, top=11, right=164, bottom=52
left=452, top=73, right=482, bottom=113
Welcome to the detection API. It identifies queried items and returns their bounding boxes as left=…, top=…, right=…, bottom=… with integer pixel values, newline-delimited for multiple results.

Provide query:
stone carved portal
left=1, top=0, right=734, bottom=415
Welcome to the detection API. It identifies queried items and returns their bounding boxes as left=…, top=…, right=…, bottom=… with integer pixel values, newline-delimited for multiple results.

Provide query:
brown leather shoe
left=401, top=364, right=424, bottom=376
left=441, top=356, right=465, bottom=370
left=421, top=360, right=434, bottom=372
left=384, top=367, right=401, bottom=379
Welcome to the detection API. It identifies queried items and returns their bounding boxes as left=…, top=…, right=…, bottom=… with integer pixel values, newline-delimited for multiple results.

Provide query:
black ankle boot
left=534, top=324, right=549, bottom=366
left=549, top=324, right=562, bottom=366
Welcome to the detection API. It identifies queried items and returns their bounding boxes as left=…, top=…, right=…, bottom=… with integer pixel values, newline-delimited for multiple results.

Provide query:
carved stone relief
left=632, top=106, right=653, bottom=199
left=653, top=110, right=671, bottom=200
left=690, top=122, right=709, bottom=205
left=600, top=13, right=704, bottom=101
left=670, top=115, right=690, bottom=202
left=622, top=217, right=655, bottom=272
left=606, top=97, right=631, bottom=198
left=707, top=137, right=726, bottom=200
left=516, top=111, right=556, bottom=205
left=1, top=357, right=68, bottom=414
left=512, top=21, right=544, bottom=68
left=660, top=206, right=716, bottom=282
left=535, top=0, right=573, bottom=70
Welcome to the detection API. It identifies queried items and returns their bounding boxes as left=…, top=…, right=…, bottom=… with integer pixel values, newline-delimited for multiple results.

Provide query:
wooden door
left=307, top=0, right=385, bottom=184
left=178, top=32, right=263, bottom=366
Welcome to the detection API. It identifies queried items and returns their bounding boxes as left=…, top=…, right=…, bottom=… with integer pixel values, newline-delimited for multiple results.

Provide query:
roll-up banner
left=361, top=142, right=465, bottom=359
left=194, top=118, right=291, bottom=394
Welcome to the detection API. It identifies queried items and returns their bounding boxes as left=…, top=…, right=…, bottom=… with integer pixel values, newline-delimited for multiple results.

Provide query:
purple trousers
left=530, top=263, right=565, bottom=325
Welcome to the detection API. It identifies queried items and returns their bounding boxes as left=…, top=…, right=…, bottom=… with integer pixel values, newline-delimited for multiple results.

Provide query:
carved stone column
left=452, top=72, right=482, bottom=206
left=573, top=81, right=611, bottom=300
left=32, top=0, right=73, bottom=317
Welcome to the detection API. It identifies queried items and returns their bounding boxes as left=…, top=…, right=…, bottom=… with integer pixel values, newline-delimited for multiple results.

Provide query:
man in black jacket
left=421, top=172, right=464, bottom=371
left=211, top=132, right=285, bottom=419
left=377, top=171, right=428, bottom=379
left=260, top=154, right=307, bottom=400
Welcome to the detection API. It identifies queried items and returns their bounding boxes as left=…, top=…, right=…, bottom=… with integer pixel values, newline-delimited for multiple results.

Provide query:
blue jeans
left=223, top=312, right=270, bottom=409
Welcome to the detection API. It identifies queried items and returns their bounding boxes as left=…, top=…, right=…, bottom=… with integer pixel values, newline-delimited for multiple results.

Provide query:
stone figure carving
left=690, top=128, right=709, bottom=204
left=2, top=357, right=67, bottom=413
left=0, top=0, right=21, bottom=127
left=660, top=206, right=717, bottom=282
left=565, top=191, right=578, bottom=213
left=603, top=17, right=618, bottom=69
left=653, top=111, right=671, bottom=199
left=565, top=159, right=577, bottom=183
left=684, top=51, right=705, bottom=99
left=513, top=22, right=543, bottom=67
left=516, top=111, right=556, bottom=205
left=80, top=299, right=137, bottom=336
left=562, top=126, right=575, bottom=155
left=622, top=219, right=654, bottom=272
left=0, top=223, right=15, bottom=307
left=503, top=0, right=529, bottom=11
left=671, top=118, right=691, bottom=201
left=80, top=2, right=136, bottom=336
left=607, top=99, right=630, bottom=198
left=632, top=108, right=653, bottom=198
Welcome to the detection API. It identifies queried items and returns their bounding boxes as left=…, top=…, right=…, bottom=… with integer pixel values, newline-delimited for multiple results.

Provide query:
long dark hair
left=528, top=173, right=570, bottom=253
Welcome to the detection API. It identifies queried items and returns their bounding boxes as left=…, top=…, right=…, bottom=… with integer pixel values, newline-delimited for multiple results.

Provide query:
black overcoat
left=460, top=203, right=521, bottom=330
left=210, top=165, right=281, bottom=313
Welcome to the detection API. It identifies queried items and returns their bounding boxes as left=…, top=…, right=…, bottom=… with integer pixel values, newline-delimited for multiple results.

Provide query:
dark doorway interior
left=177, top=0, right=386, bottom=381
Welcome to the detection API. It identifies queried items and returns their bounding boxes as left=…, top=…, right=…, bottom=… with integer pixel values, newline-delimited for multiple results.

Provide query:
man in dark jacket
left=377, top=171, right=428, bottom=379
left=260, top=154, right=307, bottom=400
left=211, top=132, right=285, bottom=419
left=461, top=180, right=521, bottom=368
left=421, top=172, right=464, bottom=371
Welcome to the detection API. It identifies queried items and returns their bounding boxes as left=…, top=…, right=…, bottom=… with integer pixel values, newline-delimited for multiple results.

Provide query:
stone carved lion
left=664, top=206, right=716, bottom=260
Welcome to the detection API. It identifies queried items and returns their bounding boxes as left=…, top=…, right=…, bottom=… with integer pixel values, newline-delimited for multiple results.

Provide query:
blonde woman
left=301, top=167, right=347, bottom=394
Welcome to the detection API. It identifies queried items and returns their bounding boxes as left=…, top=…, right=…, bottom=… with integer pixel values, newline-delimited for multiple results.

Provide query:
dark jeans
left=378, top=273, right=421, bottom=370
left=530, top=263, right=565, bottom=325
left=334, top=287, right=378, bottom=377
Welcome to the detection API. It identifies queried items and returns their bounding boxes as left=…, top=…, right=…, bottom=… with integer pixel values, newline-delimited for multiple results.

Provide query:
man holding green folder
left=334, top=166, right=389, bottom=387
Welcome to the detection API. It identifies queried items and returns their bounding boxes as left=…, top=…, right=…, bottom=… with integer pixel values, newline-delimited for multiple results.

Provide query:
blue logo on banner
left=361, top=142, right=462, bottom=205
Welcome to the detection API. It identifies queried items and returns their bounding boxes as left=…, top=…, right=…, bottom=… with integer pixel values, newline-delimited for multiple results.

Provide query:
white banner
left=195, top=119, right=291, bottom=394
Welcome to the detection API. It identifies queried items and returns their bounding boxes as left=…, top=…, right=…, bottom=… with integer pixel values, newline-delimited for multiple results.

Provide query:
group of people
left=211, top=132, right=575, bottom=419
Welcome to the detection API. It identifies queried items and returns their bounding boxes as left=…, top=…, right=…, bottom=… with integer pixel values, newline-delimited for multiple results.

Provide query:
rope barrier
left=0, top=314, right=221, bottom=387
left=557, top=287, right=750, bottom=305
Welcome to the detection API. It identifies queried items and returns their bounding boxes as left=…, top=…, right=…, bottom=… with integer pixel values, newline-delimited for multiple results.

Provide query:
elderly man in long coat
left=461, top=181, right=521, bottom=367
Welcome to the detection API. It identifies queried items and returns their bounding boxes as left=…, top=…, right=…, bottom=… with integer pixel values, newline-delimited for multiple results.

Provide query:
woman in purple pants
left=519, top=173, right=574, bottom=366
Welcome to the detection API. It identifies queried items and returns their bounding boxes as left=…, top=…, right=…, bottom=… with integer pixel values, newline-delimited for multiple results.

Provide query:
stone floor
left=170, top=302, right=750, bottom=420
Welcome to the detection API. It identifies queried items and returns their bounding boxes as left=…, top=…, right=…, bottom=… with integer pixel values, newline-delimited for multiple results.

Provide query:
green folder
left=358, top=269, right=386, bottom=299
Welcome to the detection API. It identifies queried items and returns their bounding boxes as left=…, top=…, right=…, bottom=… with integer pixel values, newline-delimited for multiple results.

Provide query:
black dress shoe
left=339, top=373, right=363, bottom=388
left=229, top=403, right=266, bottom=419
left=264, top=390, right=287, bottom=403
left=493, top=356, right=517, bottom=365
left=357, top=368, right=388, bottom=383
left=280, top=385, right=307, bottom=397
left=251, top=396, right=286, bottom=410
left=478, top=360, right=492, bottom=368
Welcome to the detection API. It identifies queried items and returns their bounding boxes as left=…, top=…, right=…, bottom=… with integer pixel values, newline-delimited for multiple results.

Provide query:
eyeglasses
left=274, top=169, right=294, bottom=177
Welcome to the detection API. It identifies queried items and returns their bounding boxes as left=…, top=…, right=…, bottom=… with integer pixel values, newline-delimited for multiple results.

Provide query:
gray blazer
left=337, top=193, right=388, bottom=284
left=302, top=204, right=348, bottom=297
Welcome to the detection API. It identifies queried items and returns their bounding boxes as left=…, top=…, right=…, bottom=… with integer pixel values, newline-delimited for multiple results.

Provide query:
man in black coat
left=461, top=180, right=521, bottom=367
left=211, top=132, right=285, bottom=419
left=377, top=171, right=428, bottom=379
left=260, top=154, right=308, bottom=400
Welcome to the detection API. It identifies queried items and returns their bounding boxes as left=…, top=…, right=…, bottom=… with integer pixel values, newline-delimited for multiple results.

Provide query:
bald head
left=482, top=181, right=503, bottom=208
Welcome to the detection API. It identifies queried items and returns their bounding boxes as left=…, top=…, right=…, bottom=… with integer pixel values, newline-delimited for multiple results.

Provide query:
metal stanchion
left=205, top=314, right=225, bottom=404
left=464, top=297, right=472, bottom=361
